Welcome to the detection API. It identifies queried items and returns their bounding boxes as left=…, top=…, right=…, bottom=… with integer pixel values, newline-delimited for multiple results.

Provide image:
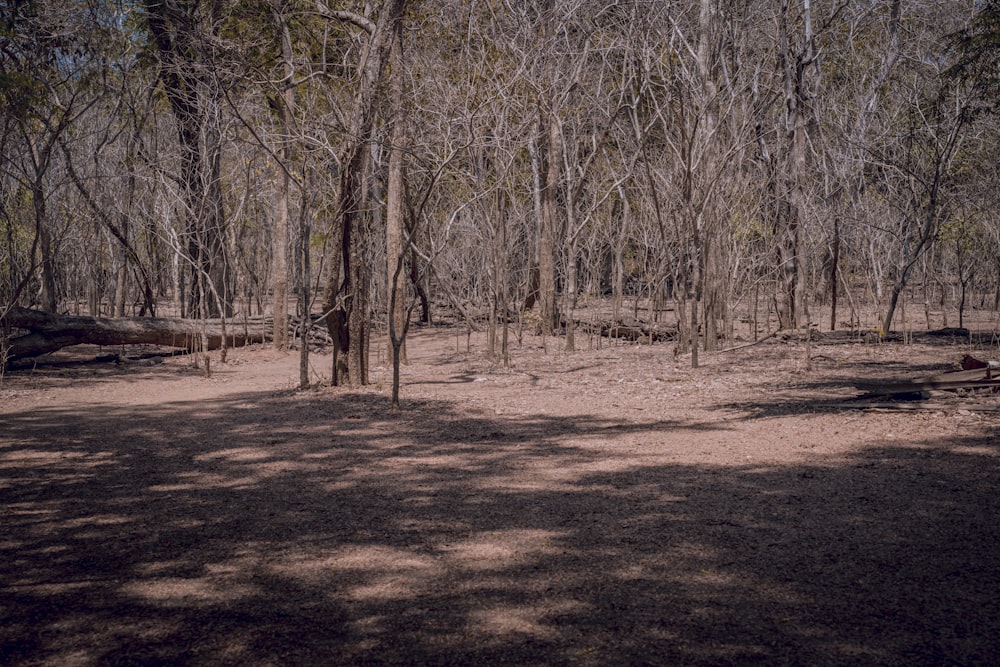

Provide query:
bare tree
left=144, top=0, right=232, bottom=317
left=0, top=0, right=112, bottom=313
left=270, top=0, right=296, bottom=350
left=316, top=0, right=406, bottom=387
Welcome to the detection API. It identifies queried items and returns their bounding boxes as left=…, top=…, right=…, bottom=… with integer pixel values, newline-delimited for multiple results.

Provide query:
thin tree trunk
left=31, top=180, right=57, bottom=313
left=386, top=15, right=407, bottom=366
left=271, top=4, right=296, bottom=351
left=565, top=236, right=578, bottom=352
left=299, top=203, right=311, bottom=389
left=830, top=217, right=840, bottom=330
left=538, top=111, right=560, bottom=335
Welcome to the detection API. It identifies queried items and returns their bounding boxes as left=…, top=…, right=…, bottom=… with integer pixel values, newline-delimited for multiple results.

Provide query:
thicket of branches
left=3, top=0, right=999, bottom=382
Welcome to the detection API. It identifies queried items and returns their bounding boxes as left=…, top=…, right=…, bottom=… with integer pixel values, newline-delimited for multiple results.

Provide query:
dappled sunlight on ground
left=2, top=332, right=1000, bottom=665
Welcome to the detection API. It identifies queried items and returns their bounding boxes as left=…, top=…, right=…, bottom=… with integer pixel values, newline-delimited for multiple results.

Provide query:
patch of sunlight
left=5, top=581, right=94, bottom=595
left=44, top=616, right=184, bottom=667
left=271, top=544, right=437, bottom=580
left=205, top=561, right=246, bottom=576
left=271, top=532, right=569, bottom=602
left=480, top=458, right=638, bottom=489
left=442, top=529, right=566, bottom=571
left=122, top=576, right=258, bottom=606
left=351, top=614, right=385, bottom=632
left=380, top=454, right=480, bottom=469
left=62, top=514, right=130, bottom=528
left=498, top=468, right=647, bottom=492
left=35, top=649, right=92, bottom=667
left=5, top=503, right=58, bottom=517
left=134, top=560, right=190, bottom=576
left=301, top=452, right=340, bottom=460
left=23, top=544, right=72, bottom=557
left=480, top=475, right=577, bottom=492
left=690, top=568, right=736, bottom=586
left=148, top=472, right=260, bottom=491
left=469, top=599, right=590, bottom=639
left=321, top=479, right=359, bottom=491
left=271, top=544, right=440, bottom=601
left=195, top=447, right=276, bottom=462
left=518, top=457, right=634, bottom=484
left=573, top=458, right=644, bottom=474
left=0, top=449, right=115, bottom=466
left=347, top=576, right=429, bottom=601
left=950, top=445, right=998, bottom=457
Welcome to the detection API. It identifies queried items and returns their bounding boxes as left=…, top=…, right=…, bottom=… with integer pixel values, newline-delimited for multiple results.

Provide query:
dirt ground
left=2, top=324, right=1000, bottom=666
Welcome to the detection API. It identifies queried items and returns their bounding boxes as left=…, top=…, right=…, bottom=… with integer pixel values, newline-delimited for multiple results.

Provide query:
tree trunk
left=271, top=5, right=295, bottom=351
left=299, top=201, right=312, bottom=389
left=565, top=235, right=579, bottom=352
left=145, top=0, right=229, bottom=319
left=523, top=130, right=542, bottom=313
left=538, top=111, right=560, bottom=335
left=320, top=0, right=406, bottom=387
left=3, top=306, right=265, bottom=364
left=774, top=0, right=815, bottom=331
left=829, top=217, right=840, bottom=330
left=406, top=217, right=430, bottom=323
left=28, top=161, right=58, bottom=313
left=331, top=140, right=371, bottom=387
left=386, top=16, right=408, bottom=365
left=272, top=154, right=290, bottom=350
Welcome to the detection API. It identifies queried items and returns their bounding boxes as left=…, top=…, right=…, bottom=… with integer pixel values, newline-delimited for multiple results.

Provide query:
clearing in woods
left=2, top=324, right=999, bottom=665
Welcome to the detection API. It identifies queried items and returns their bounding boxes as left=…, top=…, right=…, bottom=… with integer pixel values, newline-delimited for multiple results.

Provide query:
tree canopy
left=3, top=0, right=998, bottom=378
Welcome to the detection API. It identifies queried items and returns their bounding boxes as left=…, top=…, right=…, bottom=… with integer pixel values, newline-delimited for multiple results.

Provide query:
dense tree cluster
left=2, top=0, right=998, bottom=382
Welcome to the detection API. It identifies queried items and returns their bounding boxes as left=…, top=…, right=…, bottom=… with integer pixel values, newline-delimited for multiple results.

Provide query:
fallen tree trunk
left=2, top=306, right=267, bottom=364
left=582, top=319, right=676, bottom=343
left=855, top=367, right=1000, bottom=397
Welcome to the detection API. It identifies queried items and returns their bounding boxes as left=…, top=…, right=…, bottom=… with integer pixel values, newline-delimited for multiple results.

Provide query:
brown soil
left=2, top=326, right=999, bottom=666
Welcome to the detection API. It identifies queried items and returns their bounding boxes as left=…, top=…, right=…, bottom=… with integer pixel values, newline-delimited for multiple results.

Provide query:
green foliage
left=0, top=69, right=42, bottom=117
left=947, top=0, right=1000, bottom=113
left=218, top=0, right=283, bottom=67
left=0, top=184, right=35, bottom=304
left=938, top=215, right=981, bottom=254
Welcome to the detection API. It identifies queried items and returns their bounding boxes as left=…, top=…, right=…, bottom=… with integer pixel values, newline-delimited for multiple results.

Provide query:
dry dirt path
left=2, top=328, right=999, bottom=665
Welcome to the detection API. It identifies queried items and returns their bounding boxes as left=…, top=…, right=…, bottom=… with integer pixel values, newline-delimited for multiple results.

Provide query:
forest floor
left=2, top=320, right=1000, bottom=666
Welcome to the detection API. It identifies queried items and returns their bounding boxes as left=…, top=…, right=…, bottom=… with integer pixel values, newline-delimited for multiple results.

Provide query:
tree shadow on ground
left=2, top=390, right=999, bottom=666
left=1, top=352, right=240, bottom=394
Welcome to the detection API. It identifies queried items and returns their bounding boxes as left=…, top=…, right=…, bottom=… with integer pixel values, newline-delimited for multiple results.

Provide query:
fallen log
left=816, top=401, right=1000, bottom=413
left=576, top=319, right=675, bottom=343
left=776, top=327, right=824, bottom=342
left=2, top=306, right=267, bottom=363
left=855, top=367, right=1000, bottom=397
left=924, top=327, right=970, bottom=338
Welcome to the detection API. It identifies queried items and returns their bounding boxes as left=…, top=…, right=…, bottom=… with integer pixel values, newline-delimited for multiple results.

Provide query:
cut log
left=2, top=306, right=267, bottom=364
